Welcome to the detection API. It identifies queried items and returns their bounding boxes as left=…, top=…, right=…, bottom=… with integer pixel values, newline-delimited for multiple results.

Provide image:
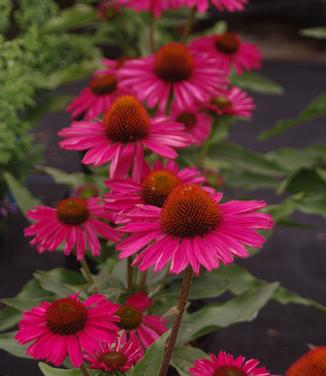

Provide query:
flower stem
left=182, top=6, right=196, bottom=40
left=80, top=364, right=90, bottom=376
left=127, top=256, right=133, bottom=291
left=80, top=258, right=94, bottom=285
left=139, top=270, right=148, bottom=291
left=158, top=266, right=193, bottom=376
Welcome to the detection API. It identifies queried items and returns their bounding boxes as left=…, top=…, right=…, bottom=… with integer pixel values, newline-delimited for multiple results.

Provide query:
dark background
left=1, top=1, right=326, bottom=375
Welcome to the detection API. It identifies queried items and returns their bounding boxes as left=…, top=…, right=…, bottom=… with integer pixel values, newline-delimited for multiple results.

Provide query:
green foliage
left=300, top=26, right=326, bottom=39
left=39, top=363, right=83, bottom=376
left=0, top=331, right=29, bottom=359
left=172, top=346, right=208, bottom=376
left=231, top=71, right=284, bottom=95
left=0, top=0, right=11, bottom=33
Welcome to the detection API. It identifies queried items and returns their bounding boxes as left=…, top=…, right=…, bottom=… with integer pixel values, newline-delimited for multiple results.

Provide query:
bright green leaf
left=231, top=71, right=284, bottom=95
left=39, top=362, right=83, bottom=376
left=172, top=346, right=208, bottom=376
left=300, top=26, right=326, bottom=39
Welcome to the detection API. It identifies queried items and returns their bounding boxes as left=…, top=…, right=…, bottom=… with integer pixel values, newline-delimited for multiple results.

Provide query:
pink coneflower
left=189, top=351, right=271, bottom=376
left=117, top=0, right=185, bottom=17
left=16, top=294, right=120, bottom=367
left=171, top=104, right=212, bottom=145
left=190, top=32, right=261, bottom=75
left=25, top=197, right=119, bottom=260
left=204, top=87, right=255, bottom=118
left=66, top=58, right=126, bottom=121
left=105, top=160, right=206, bottom=215
left=186, top=0, right=248, bottom=13
left=59, top=95, right=189, bottom=181
left=117, top=292, right=168, bottom=348
left=118, top=184, right=274, bottom=274
left=119, top=42, right=226, bottom=112
left=85, top=334, right=143, bottom=372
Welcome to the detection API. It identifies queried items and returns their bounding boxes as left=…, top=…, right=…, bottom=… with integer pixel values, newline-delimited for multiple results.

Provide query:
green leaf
left=0, top=306, right=21, bottom=332
left=4, top=172, right=41, bottom=215
left=207, top=143, right=284, bottom=177
left=131, top=331, right=170, bottom=376
left=0, top=331, right=29, bottom=358
left=178, top=283, right=279, bottom=344
left=300, top=26, right=326, bottom=39
left=296, top=195, right=326, bottom=219
left=37, top=166, right=85, bottom=188
left=43, top=4, right=98, bottom=33
left=172, top=346, right=208, bottom=376
left=282, top=168, right=326, bottom=196
left=39, top=363, right=83, bottom=376
left=231, top=71, right=284, bottom=95
left=259, top=93, right=326, bottom=140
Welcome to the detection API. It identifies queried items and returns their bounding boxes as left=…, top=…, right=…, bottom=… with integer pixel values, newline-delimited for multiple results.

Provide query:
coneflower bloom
left=117, top=292, right=168, bottom=348
left=286, top=347, right=326, bottom=376
left=204, top=87, right=255, bottom=118
left=85, top=334, right=143, bottom=373
left=186, top=0, right=248, bottom=13
left=118, top=184, right=274, bottom=274
left=16, top=294, right=120, bottom=367
left=105, top=160, right=206, bottom=216
left=189, top=351, right=271, bottom=376
left=59, top=95, right=189, bottom=181
left=171, top=104, right=212, bottom=145
left=66, top=58, right=125, bottom=121
left=117, top=0, right=185, bottom=17
left=25, top=197, right=119, bottom=260
left=190, top=32, right=261, bottom=75
left=119, top=42, right=226, bottom=112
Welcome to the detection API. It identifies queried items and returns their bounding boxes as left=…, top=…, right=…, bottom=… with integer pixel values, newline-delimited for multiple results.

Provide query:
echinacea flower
left=286, top=347, right=326, bottom=376
left=186, top=0, right=248, bottom=13
left=85, top=334, right=143, bottom=372
left=59, top=95, right=189, bottom=181
left=25, top=197, right=119, bottom=260
left=204, top=87, right=255, bottom=118
left=117, top=292, right=168, bottom=348
left=117, top=0, right=185, bottom=17
left=171, top=104, right=212, bottom=144
left=66, top=58, right=125, bottom=121
left=118, top=184, right=274, bottom=274
left=190, top=32, right=261, bottom=75
left=105, top=160, right=206, bottom=215
left=189, top=351, right=271, bottom=376
left=16, top=294, right=119, bottom=367
left=119, top=42, right=226, bottom=112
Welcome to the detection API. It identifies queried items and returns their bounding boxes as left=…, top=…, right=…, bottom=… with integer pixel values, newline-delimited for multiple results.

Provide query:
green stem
left=80, top=258, right=94, bottom=285
left=127, top=256, right=133, bottom=291
left=182, top=6, right=196, bottom=40
left=158, top=267, right=193, bottom=376
left=139, top=270, right=148, bottom=291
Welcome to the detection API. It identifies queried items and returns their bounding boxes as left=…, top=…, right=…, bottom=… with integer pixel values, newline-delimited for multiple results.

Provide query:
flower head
left=66, top=58, right=126, bottom=121
left=117, top=0, right=185, bottom=17
left=16, top=294, right=120, bottom=367
left=119, top=42, right=226, bottom=112
left=286, top=347, right=326, bottom=376
left=190, top=32, right=261, bottom=75
left=60, top=95, right=189, bottom=181
left=25, top=197, right=119, bottom=260
left=190, top=351, right=271, bottom=376
left=85, top=334, right=143, bottom=372
left=185, top=0, right=248, bottom=13
left=205, top=87, right=255, bottom=118
left=105, top=160, right=206, bottom=215
left=117, top=292, right=168, bottom=348
left=118, top=184, right=274, bottom=274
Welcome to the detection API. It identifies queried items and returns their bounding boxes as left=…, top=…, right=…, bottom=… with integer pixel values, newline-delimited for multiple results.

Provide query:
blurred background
left=0, top=1, right=325, bottom=375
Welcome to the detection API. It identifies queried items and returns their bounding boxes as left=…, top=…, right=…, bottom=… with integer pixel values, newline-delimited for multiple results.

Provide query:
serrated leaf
left=300, top=26, right=326, bottom=39
left=131, top=331, right=170, bottom=376
left=172, top=346, right=208, bottom=376
left=231, top=71, right=284, bottom=95
left=0, top=331, right=29, bottom=358
left=4, top=172, right=41, bottom=215
left=259, top=93, right=326, bottom=140
left=39, top=363, right=83, bottom=376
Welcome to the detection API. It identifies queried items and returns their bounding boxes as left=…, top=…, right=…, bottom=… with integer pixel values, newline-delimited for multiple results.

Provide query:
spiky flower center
left=90, top=73, right=118, bottom=95
left=177, top=112, right=197, bottom=129
left=45, top=298, right=88, bottom=335
left=215, top=33, right=240, bottom=55
left=154, top=42, right=194, bottom=82
left=160, top=184, right=221, bottom=238
left=141, top=170, right=181, bottom=207
left=287, top=347, right=326, bottom=376
left=214, top=367, right=246, bottom=376
left=117, top=305, right=143, bottom=330
left=56, top=198, right=89, bottom=225
left=104, top=95, right=150, bottom=143
left=210, top=96, right=232, bottom=111
left=99, top=351, right=128, bottom=370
